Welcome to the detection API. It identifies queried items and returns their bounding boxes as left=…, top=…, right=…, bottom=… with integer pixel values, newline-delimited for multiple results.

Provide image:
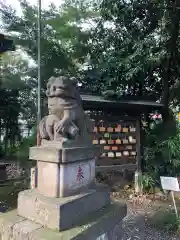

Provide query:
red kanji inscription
left=76, top=166, right=84, bottom=181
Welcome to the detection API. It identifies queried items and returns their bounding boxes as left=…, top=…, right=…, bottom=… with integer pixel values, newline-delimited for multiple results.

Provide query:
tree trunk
left=162, top=2, right=180, bottom=122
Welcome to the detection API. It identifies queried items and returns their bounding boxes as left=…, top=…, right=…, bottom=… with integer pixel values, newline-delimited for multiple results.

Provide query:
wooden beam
left=96, top=164, right=137, bottom=173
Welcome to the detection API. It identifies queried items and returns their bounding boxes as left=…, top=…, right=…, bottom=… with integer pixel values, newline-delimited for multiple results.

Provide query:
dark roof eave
left=81, top=94, right=164, bottom=109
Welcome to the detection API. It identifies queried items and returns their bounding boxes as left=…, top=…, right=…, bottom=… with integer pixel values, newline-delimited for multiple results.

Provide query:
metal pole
left=37, top=0, right=41, bottom=125
left=36, top=0, right=41, bottom=146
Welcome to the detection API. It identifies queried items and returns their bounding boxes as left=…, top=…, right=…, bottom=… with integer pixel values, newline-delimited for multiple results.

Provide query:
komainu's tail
left=38, top=116, right=48, bottom=139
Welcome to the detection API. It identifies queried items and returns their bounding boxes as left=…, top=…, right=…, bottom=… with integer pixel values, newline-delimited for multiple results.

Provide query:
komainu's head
left=46, top=76, right=78, bottom=99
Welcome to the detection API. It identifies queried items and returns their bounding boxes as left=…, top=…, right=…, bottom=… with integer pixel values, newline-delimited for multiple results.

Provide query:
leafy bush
left=141, top=173, right=156, bottom=192
left=142, top=118, right=180, bottom=190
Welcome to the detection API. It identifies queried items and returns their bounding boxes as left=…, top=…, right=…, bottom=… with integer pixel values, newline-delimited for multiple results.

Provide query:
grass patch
left=149, top=209, right=180, bottom=233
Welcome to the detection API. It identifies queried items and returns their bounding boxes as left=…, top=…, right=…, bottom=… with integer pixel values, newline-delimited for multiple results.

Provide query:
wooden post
left=135, top=117, right=142, bottom=193
left=171, top=191, right=178, bottom=218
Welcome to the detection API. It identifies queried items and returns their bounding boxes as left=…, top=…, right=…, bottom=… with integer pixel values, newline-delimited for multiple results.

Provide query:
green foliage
left=0, top=52, right=35, bottom=156
left=1, top=0, right=180, bottom=103
left=141, top=173, right=156, bottom=192
left=142, top=118, right=180, bottom=190
left=16, top=127, right=36, bottom=160
left=150, top=210, right=180, bottom=233
left=0, top=0, right=97, bottom=86
left=82, top=0, right=165, bottom=96
left=0, top=34, right=15, bottom=54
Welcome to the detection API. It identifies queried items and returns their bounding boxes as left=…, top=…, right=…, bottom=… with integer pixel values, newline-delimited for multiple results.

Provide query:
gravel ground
left=121, top=202, right=180, bottom=240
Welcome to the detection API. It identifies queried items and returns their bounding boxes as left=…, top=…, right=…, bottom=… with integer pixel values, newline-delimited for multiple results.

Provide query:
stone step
left=17, top=188, right=110, bottom=231
left=0, top=201, right=126, bottom=240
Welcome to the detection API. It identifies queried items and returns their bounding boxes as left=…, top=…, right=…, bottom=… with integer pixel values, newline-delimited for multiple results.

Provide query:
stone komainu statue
left=38, top=76, right=93, bottom=146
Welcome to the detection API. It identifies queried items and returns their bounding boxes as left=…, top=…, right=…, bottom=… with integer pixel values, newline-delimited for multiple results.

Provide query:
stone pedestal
left=0, top=144, right=127, bottom=239
left=29, top=145, right=100, bottom=197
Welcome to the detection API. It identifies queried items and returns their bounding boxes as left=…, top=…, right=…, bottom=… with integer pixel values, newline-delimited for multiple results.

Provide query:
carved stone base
left=29, top=145, right=100, bottom=163
left=40, top=138, right=95, bottom=149
left=38, top=158, right=95, bottom=197
left=18, top=188, right=110, bottom=231
left=29, top=145, right=100, bottom=198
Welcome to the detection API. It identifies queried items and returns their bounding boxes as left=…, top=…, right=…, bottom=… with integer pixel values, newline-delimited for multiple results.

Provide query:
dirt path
left=121, top=201, right=180, bottom=240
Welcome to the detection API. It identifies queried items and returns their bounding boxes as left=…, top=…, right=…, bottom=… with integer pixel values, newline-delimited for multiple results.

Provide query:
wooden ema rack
left=91, top=118, right=137, bottom=169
